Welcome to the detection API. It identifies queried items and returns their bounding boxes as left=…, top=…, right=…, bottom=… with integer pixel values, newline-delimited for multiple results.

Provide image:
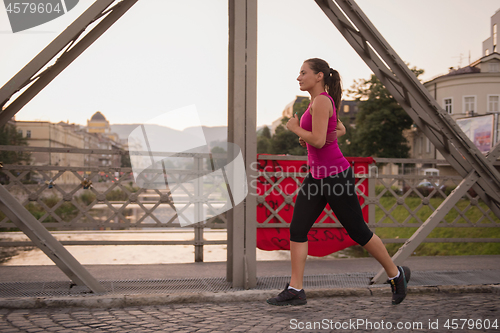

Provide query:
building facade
left=271, top=96, right=360, bottom=135
left=483, top=9, right=499, bottom=56
left=15, top=112, right=123, bottom=184
left=87, top=111, right=119, bottom=142
left=405, top=9, right=500, bottom=176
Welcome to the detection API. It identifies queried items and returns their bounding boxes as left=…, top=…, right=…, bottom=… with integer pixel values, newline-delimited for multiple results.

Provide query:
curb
left=0, top=284, right=498, bottom=309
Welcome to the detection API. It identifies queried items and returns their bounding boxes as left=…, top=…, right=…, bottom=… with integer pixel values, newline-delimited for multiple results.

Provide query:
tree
left=261, top=125, right=271, bottom=139
left=120, top=151, right=131, bottom=168
left=0, top=123, right=31, bottom=184
left=269, top=125, right=302, bottom=155
left=257, top=126, right=272, bottom=154
left=208, top=146, right=227, bottom=170
left=0, top=123, right=30, bottom=165
left=347, top=66, right=424, bottom=158
left=268, top=98, right=310, bottom=156
left=337, top=116, right=360, bottom=157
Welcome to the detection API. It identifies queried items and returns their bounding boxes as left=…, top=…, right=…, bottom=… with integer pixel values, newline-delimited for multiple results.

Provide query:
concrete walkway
left=0, top=256, right=499, bottom=332
left=0, top=255, right=498, bottom=307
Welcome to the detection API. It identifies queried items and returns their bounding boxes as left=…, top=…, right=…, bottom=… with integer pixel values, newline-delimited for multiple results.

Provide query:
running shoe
left=389, top=266, right=411, bottom=305
left=266, top=283, right=307, bottom=306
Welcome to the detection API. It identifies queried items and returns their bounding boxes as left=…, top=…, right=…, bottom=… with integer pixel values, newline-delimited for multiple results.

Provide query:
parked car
left=403, top=181, right=447, bottom=197
left=417, top=181, right=446, bottom=195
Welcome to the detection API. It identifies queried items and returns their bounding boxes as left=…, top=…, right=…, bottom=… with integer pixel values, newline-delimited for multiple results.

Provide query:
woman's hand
left=336, top=120, right=346, bottom=137
left=286, top=114, right=300, bottom=133
left=299, top=137, right=306, bottom=147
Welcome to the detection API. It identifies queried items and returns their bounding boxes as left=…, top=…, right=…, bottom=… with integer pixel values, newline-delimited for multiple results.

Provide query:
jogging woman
left=266, top=58, right=410, bottom=306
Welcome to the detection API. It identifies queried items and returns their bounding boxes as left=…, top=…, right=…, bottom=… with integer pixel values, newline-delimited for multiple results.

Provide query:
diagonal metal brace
left=0, top=185, right=105, bottom=293
left=0, top=0, right=139, bottom=293
left=371, top=171, right=479, bottom=283
left=315, top=0, right=500, bottom=284
left=0, top=0, right=138, bottom=127
left=315, top=0, right=500, bottom=205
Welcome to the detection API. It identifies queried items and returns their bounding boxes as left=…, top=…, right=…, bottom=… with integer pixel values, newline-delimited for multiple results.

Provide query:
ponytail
left=304, top=58, right=343, bottom=120
left=325, top=68, right=342, bottom=119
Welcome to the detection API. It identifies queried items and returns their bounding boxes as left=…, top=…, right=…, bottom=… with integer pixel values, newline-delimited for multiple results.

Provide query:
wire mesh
left=0, top=270, right=498, bottom=298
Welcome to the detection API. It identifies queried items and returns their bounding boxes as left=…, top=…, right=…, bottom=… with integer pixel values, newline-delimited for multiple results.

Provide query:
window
left=489, top=95, right=500, bottom=112
left=343, top=105, right=350, bottom=113
left=444, top=98, right=453, bottom=114
left=464, top=96, right=476, bottom=113
left=18, top=129, right=22, bottom=136
left=26, top=130, right=31, bottom=138
left=490, top=63, right=500, bottom=72
left=486, top=49, right=490, bottom=56
left=494, top=24, right=497, bottom=52
left=426, top=137, right=432, bottom=153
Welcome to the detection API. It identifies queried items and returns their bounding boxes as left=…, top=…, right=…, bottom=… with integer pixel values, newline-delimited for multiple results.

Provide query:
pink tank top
left=300, top=92, right=350, bottom=179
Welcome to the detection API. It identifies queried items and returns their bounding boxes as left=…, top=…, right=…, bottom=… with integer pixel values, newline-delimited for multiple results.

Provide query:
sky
left=1, top=0, right=499, bottom=132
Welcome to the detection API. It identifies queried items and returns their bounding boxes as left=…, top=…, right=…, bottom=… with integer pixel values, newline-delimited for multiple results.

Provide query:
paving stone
left=0, top=293, right=499, bottom=332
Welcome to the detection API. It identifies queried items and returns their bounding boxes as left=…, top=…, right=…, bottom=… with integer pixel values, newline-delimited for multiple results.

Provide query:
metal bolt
left=160, top=194, right=170, bottom=203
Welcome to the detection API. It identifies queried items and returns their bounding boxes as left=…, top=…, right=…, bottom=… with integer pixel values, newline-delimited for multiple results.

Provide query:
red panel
left=256, top=155, right=374, bottom=256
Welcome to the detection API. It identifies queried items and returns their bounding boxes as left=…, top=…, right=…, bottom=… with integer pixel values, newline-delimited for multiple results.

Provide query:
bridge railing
left=1, top=147, right=498, bottom=263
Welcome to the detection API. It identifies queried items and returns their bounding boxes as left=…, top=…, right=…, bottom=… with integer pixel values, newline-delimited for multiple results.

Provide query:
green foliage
left=374, top=196, right=500, bottom=256
left=105, top=186, right=139, bottom=201
left=375, top=185, right=403, bottom=197
left=347, top=66, right=424, bottom=158
left=257, top=135, right=271, bottom=154
left=121, top=151, right=131, bottom=168
left=269, top=125, right=307, bottom=155
left=0, top=123, right=31, bottom=184
left=78, top=191, right=96, bottom=206
left=208, top=146, right=227, bottom=170
left=258, top=98, right=310, bottom=155
left=260, top=125, right=271, bottom=139
left=0, top=124, right=30, bottom=164
left=293, top=98, right=310, bottom=120
left=24, top=195, right=78, bottom=222
left=257, top=126, right=272, bottom=154
left=379, top=227, right=500, bottom=257
left=337, top=116, right=359, bottom=157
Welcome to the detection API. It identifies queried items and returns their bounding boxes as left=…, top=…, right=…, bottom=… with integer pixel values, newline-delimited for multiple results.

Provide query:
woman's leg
left=324, top=168, right=398, bottom=278
left=362, top=234, right=398, bottom=278
left=288, top=175, right=327, bottom=288
left=267, top=174, right=326, bottom=306
left=289, top=241, right=309, bottom=289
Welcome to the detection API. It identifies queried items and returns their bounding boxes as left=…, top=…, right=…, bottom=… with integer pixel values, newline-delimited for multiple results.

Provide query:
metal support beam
left=314, top=0, right=500, bottom=283
left=371, top=171, right=479, bottom=283
left=227, top=0, right=257, bottom=289
left=0, top=0, right=138, bottom=126
left=0, top=186, right=105, bottom=293
left=0, top=0, right=138, bottom=292
left=194, top=155, right=204, bottom=262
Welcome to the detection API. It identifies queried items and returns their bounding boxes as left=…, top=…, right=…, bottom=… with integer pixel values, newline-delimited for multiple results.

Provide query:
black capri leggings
left=290, top=167, right=373, bottom=246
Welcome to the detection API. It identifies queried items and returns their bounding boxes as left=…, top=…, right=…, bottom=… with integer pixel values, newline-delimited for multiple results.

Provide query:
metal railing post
left=368, top=176, right=376, bottom=224
left=194, top=155, right=204, bottom=262
left=227, top=0, right=257, bottom=288
left=0, top=185, right=105, bottom=293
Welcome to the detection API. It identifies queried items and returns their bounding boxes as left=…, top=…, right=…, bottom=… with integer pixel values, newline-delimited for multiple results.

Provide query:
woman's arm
left=286, top=95, right=331, bottom=149
left=336, top=120, right=346, bottom=137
